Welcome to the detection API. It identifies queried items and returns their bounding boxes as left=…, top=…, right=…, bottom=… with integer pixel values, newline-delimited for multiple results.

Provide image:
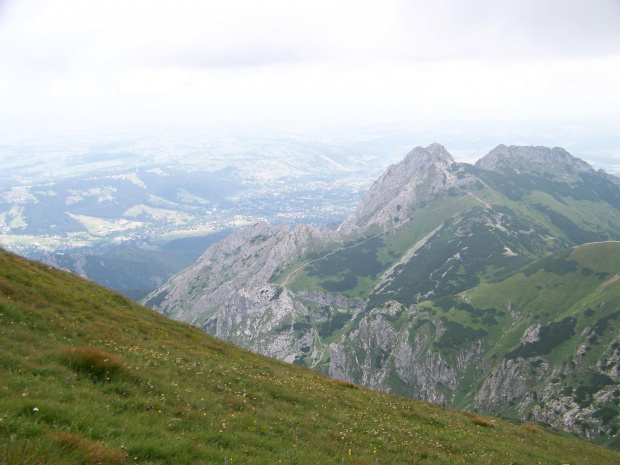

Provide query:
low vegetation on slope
left=1, top=249, right=619, bottom=464
left=320, top=242, right=620, bottom=448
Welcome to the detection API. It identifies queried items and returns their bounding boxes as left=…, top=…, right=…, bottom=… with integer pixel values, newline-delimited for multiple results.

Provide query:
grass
left=470, top=416, right=495, bottom=428
left=1, top=249, right=620, bottom=464
left=464, top=242, right=620, bottom=358
left=58, top=346, right=126, bottom=383
left=286, top=193, right=480, bottom=297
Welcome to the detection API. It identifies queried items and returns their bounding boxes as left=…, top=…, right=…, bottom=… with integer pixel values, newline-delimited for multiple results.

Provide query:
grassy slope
left=1, top=250, right=620, bottom=465
left=464, top=241, right=620, bottom=358
left=284, top=193, right=481, bottom=296
left=450, top=242, right=620, bottom=444
left=283, top=163, right=620, bottom=302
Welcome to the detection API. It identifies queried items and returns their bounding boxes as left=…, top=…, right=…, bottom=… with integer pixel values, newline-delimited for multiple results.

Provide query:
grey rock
left=475, top=145, right=592, bottom=178
left=338, top=144, right=459, bottom=236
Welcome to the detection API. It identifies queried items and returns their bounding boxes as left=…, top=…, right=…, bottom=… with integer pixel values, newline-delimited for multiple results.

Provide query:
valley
left=1, top=130, right=412, bottom=298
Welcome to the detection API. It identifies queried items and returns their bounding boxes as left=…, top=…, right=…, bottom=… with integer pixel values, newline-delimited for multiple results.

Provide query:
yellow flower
left=348, top=449, right=351, bottom=456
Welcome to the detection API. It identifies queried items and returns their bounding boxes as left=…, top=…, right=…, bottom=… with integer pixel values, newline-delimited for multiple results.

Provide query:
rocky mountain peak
left=398, top=144, right=455, bottom=170
left=475, top=145, right=593, bottom=177
left=337, top=144, right=457, bottom=235
left=145, top=218, right=333, bottom=325
left=426, top=142, right=456, bottom=163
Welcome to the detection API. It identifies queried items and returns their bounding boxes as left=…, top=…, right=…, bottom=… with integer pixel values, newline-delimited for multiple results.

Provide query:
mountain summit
left=146, top=143, right=620, bottom=449
left=476, top=144, right=591, bottom=172
left=338, top=143, right=456, bottom=235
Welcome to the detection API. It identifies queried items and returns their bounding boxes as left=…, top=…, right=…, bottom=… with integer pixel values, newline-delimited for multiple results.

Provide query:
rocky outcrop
left=520, top=324, right=542, bottom=344
left=143, top=220, right=350, bottom=367
left=476, top=359, right=534, bottom=410
left=338, top=143, right=459, bottom=236
left=330, top=302, right=485, bottom=406
left=145, top=221, right=335, bottom=324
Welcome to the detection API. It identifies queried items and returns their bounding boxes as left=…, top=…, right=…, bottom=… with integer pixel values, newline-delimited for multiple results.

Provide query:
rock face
left=338, top=143, right=458, bottom=235
left=145, top=143, right=620, bottom=449
left=145, top=220, right=345, bottom=366
left=147, top=221, right=334, bottom=325
left=329, top=302, right=484, bottom=406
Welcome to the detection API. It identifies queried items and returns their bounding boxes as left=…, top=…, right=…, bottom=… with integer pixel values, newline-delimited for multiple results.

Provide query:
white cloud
left=0, top=0, right=619, bottom=137
left=51, top=78, right=97, bottom=99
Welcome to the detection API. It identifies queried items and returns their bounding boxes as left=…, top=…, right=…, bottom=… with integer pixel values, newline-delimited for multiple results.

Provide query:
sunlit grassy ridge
left=1, top=249, right=619, bottom=464
left=463, top=242, right=620, bottom=360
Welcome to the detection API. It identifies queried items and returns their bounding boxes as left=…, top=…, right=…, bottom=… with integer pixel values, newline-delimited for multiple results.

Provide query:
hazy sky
left=1, top=0, right=620, bottom=143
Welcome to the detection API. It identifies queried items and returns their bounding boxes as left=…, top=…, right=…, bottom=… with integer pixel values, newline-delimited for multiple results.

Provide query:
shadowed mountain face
left=146, top=144, right=620, bottom=449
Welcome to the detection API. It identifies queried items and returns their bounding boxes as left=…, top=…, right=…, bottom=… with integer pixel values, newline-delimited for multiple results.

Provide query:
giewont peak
left=401, top=144, right=455, bottom=169
left=426, top=143, right=455, bottom=163
left=338, top=143, right=457, bottom=235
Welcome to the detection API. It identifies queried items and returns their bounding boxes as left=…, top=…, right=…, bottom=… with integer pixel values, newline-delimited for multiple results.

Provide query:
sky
left=1, top=0, right=620, bottom=158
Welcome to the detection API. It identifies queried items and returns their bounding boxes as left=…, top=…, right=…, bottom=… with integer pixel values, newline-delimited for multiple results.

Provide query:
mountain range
left=145, top=143, right=620, bottom=449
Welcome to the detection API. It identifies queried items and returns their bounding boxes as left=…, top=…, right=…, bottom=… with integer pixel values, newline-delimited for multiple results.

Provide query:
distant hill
left=145, top=144, right=620, bottom=448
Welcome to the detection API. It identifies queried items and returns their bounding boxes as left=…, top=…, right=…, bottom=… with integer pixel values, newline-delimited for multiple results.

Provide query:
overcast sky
left=1, top=0, right=619, bottom=145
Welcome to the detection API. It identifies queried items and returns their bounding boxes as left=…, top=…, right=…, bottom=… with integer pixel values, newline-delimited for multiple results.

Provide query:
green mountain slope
left=332, top=242, right=620, bottom=448
left=144, top=144, right=620, bottom=449
left=284, top=147, right=620, bottom=304
left=5, top=249, right=620, bottom=463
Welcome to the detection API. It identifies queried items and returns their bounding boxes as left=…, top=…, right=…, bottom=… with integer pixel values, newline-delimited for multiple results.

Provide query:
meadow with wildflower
left=0, top=248, right=619, bottom=464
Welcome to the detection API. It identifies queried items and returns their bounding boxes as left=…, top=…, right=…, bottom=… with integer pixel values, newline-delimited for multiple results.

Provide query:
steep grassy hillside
left=457, top=241, right=620, bottom=374
left=1, top=250, right=619, bottom=464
